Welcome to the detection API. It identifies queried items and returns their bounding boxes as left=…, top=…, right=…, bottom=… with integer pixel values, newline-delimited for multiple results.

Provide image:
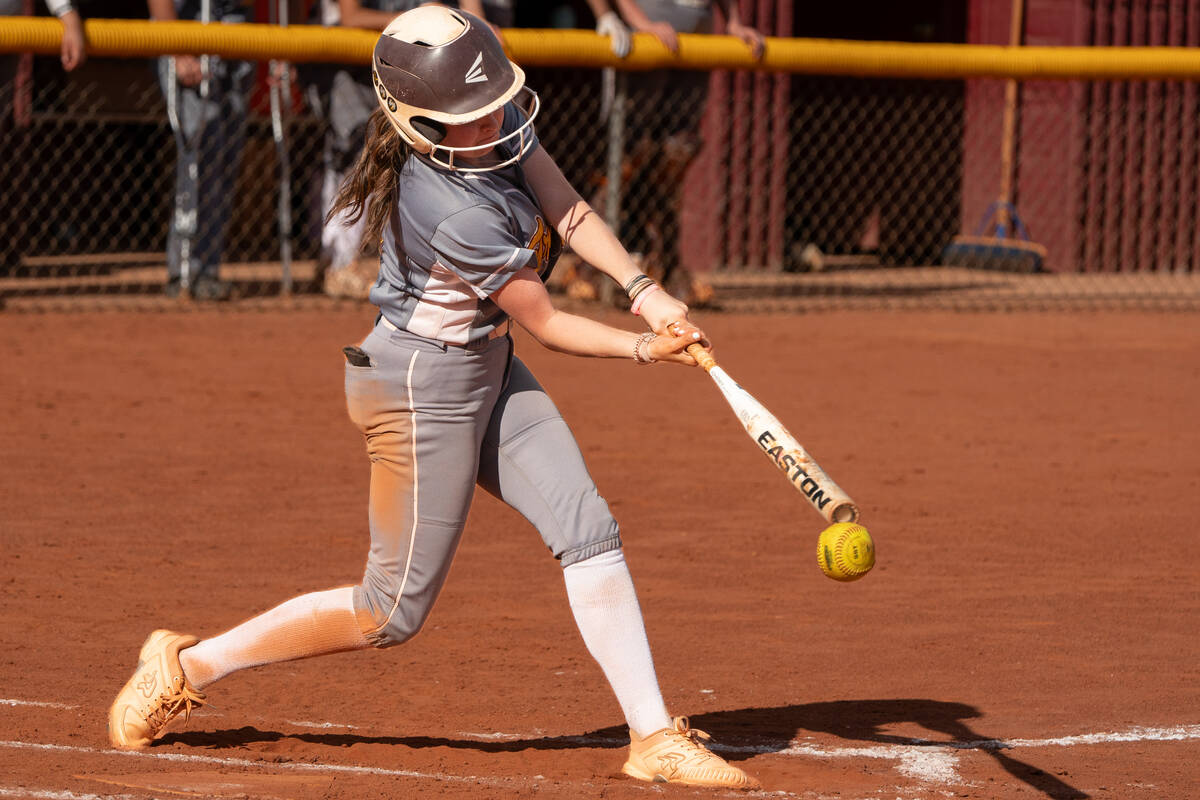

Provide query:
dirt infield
left=2, top=308, right=1198, bottom=799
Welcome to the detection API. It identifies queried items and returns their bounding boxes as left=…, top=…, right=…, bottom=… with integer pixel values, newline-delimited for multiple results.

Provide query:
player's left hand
left=638, top=289, right=689, bottom=337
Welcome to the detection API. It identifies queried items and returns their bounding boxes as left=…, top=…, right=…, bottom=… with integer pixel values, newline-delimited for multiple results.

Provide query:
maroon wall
left=965, top=0, right=1200, bottom=272
left=679, top=0, right=793, bottom=273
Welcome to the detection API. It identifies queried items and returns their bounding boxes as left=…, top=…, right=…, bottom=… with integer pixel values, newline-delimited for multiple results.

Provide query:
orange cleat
left=622, top=716, right=759, bottom=789
left=108, top=630, right=205, bottom=749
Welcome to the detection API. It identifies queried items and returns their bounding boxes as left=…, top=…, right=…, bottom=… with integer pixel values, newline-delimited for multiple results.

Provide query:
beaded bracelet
left=630, top=284, right=661, bottom=315
left=633, top=332, right=658, bottom=364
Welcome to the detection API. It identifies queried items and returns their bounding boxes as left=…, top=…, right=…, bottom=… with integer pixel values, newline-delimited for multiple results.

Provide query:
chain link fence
left=2, top=46, right=1199, bottom=311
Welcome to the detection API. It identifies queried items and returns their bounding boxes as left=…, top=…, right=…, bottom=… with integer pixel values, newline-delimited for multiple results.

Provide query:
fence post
left=601, top=69, right=626, bottom=304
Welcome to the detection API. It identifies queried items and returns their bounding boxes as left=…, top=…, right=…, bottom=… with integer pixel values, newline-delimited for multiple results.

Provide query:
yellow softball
left=816, top=522, right=876, bottom=582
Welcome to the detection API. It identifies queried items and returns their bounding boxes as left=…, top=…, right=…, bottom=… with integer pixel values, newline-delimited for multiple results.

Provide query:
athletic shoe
left=108, top=629, right=206, bottom=749
left=164, top=276, right=233, bottom=302
left=190, top=276, right=234, bottom=302
left=622, top=716, right=759, bottom=789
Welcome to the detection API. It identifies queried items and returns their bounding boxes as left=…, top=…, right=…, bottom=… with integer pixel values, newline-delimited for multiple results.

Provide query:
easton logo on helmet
left=465, top=52, right=488, bottom=84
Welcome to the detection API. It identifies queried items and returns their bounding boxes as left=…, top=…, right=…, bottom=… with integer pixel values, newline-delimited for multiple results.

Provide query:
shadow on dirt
left=164, top=698, right=1087, bottom=799
left=694, top=699, right=1089, bottom=800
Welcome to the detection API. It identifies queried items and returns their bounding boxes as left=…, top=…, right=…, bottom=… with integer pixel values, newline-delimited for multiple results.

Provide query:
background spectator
left=608, top=0, right=762, bottom=303
left=1, top=0, right=87, bottom=274
left=148, top=0, right=256, bottom=301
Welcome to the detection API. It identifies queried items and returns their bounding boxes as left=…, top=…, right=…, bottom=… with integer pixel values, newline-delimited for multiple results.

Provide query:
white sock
left=563, top=549, right=672, bottom=739
left=179, top=586, right=370, bottom=690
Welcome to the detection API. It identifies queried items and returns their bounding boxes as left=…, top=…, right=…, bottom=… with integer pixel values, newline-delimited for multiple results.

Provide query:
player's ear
left=411, top=117, right=446, bottom=145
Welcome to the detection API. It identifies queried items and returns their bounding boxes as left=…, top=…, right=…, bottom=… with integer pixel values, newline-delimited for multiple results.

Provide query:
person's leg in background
left=158, top=56, right=207, bottom=299
left=319, top=70, right=378, bottom=299
left=656, top=70, right=710, bottom=305
left=187, top=57, right=253, bottom=300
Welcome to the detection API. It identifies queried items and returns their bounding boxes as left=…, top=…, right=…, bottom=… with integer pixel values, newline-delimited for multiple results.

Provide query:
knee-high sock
left=179, top=586, right=370, bottom=690
left=563, top=549, right=672, bottom=739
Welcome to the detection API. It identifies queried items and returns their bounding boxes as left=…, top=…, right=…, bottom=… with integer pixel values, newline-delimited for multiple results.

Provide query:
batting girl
left=109, top=6, right=756, bottom=789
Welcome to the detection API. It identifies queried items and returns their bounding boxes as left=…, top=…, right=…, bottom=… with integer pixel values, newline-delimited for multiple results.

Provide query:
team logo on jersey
left=529, top=217, right=552, bottom=268
left=465, top=52, right=488, bottom=84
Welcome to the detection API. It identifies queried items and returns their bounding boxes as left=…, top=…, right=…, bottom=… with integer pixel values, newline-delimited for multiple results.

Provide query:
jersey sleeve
left=429, top=204, right=537, bottom=299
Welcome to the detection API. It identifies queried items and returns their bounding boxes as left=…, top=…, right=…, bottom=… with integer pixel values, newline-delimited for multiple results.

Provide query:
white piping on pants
left=369, top=349, right=421, bottom=636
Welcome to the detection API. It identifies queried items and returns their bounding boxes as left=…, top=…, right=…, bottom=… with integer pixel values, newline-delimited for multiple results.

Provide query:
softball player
left=109, top=7, right=756, bottom=789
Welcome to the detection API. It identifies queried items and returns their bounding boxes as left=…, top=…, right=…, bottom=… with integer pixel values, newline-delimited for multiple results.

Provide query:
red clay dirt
left=1, top=308, right=1198, bottom=799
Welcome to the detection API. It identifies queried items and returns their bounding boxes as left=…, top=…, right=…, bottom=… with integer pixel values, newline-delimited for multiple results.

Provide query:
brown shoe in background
left=323, top=258, right=378, bottom=300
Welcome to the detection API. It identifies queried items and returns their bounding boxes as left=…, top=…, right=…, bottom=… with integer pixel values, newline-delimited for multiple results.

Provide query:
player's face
left=441, top=108, right=505, bottom=160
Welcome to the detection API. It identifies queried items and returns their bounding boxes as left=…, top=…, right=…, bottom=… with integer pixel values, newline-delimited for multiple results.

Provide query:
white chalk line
left=724, top=723, right=1200, bottom=757
left=0, top=740, right=519, bottom=790
left=449, top=723, right=1200, bottom=756
left=0, top=741, right=791, bottom=800
left=6, top=698, right=1198, bottom=789
left=449, top=723, right=1200, bottom=786
left=0, top=699, right=79, bottom=710
left=0, top=789, right=141, bottom=800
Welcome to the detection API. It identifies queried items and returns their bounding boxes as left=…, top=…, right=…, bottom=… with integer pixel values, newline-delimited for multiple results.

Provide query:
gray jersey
left=372, top=102, right=559, bottom=345
left=176, top=0, right=253, bottom=22
left=319, top=0, right=422, bottom=26
left=638, top=0, right=713, bottom=34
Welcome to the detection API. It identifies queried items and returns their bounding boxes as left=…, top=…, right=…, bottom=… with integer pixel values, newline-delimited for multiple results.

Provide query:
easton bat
left=684, top=341, right=859, bottom=524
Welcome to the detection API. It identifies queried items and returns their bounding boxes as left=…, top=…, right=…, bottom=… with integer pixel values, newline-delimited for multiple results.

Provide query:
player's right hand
left=649, top=320, right=710, bottom=366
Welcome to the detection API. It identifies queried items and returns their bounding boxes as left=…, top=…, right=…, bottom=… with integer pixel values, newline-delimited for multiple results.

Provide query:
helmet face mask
left=371, top=6, right=539, bottom=172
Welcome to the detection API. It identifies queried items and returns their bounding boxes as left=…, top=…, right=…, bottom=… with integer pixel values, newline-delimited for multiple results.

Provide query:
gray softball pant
left=344, top=320, right=622, bottom=648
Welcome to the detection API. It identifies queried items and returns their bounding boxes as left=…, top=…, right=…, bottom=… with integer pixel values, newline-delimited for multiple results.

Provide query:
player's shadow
left=690, top=699, right=1089, bottom=800
left=164, top=698, right=1087, bottom=800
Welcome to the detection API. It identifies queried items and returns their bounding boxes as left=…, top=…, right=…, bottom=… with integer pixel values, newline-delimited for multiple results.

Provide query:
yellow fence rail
left=4, top=17, right=1200, bottom=79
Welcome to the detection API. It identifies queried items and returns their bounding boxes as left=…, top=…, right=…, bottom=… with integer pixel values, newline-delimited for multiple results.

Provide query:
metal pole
left=602, top=69, right=626, bottom=305
left=269, top=0, right=293, bottom=294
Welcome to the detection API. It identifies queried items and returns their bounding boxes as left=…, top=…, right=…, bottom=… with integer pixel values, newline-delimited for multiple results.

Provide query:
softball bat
left=683, top=340, right=859, bottom=525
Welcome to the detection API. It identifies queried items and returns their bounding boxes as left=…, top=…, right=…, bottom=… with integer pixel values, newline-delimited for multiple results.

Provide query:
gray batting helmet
left=371, top=5, right=539, bottom=172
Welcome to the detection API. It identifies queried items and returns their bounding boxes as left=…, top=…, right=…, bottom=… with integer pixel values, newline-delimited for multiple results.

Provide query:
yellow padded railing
left=4, top=18, right=1200, bottom=79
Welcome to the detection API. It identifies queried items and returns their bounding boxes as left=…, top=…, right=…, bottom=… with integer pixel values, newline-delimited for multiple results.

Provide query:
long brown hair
left=326, top=109, right=411, bottom=252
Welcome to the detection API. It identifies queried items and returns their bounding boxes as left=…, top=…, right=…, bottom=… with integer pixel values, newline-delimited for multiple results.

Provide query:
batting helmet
left=371, top=5, right=539, bottom=172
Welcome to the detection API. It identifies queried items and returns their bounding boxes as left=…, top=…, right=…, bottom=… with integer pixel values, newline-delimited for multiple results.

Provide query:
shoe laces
left=145, top=676, right=206, bottom=731
left=664, top=717, right=719, bottom=761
